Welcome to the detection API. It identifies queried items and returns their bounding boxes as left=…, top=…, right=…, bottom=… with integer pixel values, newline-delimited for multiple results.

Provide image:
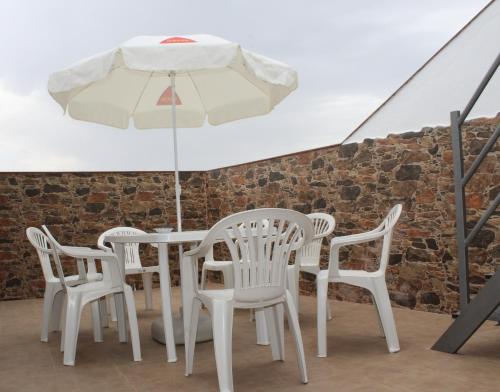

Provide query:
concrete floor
left=1, top=287, right=499, bottom=392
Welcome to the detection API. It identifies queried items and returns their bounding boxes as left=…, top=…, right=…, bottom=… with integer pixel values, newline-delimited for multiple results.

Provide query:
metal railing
left=432, top=51, right=499, bottom=354
left=451, top=51, right=500, bottom=311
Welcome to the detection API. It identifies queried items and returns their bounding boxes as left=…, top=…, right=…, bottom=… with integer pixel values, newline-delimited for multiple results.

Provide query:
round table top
left=104, top=229, right=209, bottom=244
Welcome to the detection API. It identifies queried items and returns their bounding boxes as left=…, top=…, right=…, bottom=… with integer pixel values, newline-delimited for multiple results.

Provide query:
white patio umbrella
left=48, top=34, right=298, bottom=232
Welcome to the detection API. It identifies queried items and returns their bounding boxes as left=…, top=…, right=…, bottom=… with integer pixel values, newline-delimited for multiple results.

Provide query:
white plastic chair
left=42, top=225, right=141, bottom=366
left=184, top=208, right=313, bottom=392
left=317, top=204, right=402, bottom=357
left=98, top=227, right=159, bottom=316
left=200, top=220, right=270, bottom=290
left=26, top=227, right=104, bottom=342
left=287, top=213, right=335, bottom=315
left=200, top=220, right=269, bottom=290
left=200, top=219, right=271, bottom=345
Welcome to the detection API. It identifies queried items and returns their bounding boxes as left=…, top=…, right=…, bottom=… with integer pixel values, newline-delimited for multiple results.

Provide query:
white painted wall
left=344, top=0, right=500, bottom=144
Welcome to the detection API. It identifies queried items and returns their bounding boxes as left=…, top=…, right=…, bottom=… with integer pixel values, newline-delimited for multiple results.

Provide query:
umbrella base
left=151, top=312, right=213, bottom=345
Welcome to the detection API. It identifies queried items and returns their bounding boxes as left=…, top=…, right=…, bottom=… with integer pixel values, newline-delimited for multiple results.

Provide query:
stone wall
left=0, top=171, right=207, bottom=300
left=1, top=117, right=498, bottom=314
left=206, top=117, right=499, bottom=314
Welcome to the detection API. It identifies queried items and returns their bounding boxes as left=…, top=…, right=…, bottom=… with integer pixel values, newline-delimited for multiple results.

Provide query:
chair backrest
left=297, top=213, right=336, bottom=267
left=240, top=219, right=269, bottom=230
left=97, top=227, right=147, bottom=271
left=40, top=225, right=70, bottom=289
left=206, top=219, right=269, bottom=261
left=26, top=227, right=56, bottom=282
left=378, top=204, right=402, bottom=272
left=192, top=208, right=313, bottom=304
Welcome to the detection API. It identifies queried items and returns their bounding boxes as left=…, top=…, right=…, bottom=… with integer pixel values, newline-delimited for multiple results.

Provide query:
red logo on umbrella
left=157, top=86, right=182, bottom=106
left=160, top=36, right=196, bottom=44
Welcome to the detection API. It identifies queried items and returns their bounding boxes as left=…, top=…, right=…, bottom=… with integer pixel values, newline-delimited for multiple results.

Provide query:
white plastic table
left=105, top=230, right=207, bottom=362
left=105, top=230, right=269, bottom=363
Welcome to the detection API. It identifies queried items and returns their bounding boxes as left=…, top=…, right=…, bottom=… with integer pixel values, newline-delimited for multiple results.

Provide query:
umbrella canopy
left=48, top=34, right=297, bottom=128
left=48, top=34, right=298, bottom=231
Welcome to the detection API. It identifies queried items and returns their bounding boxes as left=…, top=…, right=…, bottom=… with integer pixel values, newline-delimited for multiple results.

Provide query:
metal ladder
left=432, top=51, right=500, bottom=354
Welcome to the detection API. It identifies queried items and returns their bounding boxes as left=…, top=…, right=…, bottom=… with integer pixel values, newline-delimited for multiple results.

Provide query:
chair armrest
left=328, top=230, right=386, bottom=277
left=60, top=247, right=115, bottom=259
left=53, top=246, right=100, bottom=279
left=56, top=245, right=94, bottom=255
left=331, top=230, right=385, bottom=248
left=65, top=246, right=94, bottom=251
left=68, top=247, right=107, bottom=276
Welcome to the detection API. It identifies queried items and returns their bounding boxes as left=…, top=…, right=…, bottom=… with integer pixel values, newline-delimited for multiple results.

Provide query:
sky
left=0, top=0, right=492, bottom=171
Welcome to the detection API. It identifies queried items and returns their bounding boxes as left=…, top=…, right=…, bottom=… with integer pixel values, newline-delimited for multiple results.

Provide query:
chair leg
left=372, top=279, right=400, bottom=353
left=50, top=289, right=64, bottom=332
left=317, top=274, right=329, bottom=358
left=41, top=285, right=58, bottom=342
left=211, top=300, right=234, bottom=392
left=200, top=266, right=207, bottom=290
left=255, top=308, right=270, bottom=345
left=114, top=292, right=128, bottom=343
left=284, top=291, right=308, bottom=384
left=142, top=272, right=154, bottom=310
left=276, top=303, right=284, bottom=355
left=107, top=295, right=117, bottom=322
left=327, top=300, right=333, bottom=321
left=287, top=265, right=299, bottom=314
left=185, top=298, right=202, bottom=376
left=90, top=300, right=103, bottom=342
left=99, top=298, right=109, bottom=328
left=63, top=295, right=83, bottom=366
left=371, top=294, right=385, bottom=338
left=265, top=305, right=285, bottom=361
left=123, top=285, right=142, bottom=361
left=60, top=295, right=67, bottom=352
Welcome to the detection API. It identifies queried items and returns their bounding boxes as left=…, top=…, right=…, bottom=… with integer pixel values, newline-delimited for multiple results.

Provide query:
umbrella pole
left=170, top=72, right=182, bottom=232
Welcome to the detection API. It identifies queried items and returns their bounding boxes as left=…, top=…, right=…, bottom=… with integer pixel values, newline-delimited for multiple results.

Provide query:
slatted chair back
left=26, top=227, right=56, bottom=281
left=41, top=225, right=71, bottom=289
left=97, top=227, right=148, bottom=272
left=190, top=208, right=313, bottom=304
left=296, top=213, right=335, bottom=267
left=378, top=204, right=402, bottom=272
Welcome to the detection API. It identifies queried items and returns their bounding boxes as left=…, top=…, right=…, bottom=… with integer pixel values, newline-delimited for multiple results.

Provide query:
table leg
left=151, top=242, right=212, bottom=348
left=179, top=244, right=193, bottom=360
left=158, top=243, right=177, bottom=362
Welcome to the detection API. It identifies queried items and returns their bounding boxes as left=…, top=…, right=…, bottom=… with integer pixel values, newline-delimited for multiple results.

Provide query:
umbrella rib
left=228, top=64, right=270, bottom=101
left=63, top=81, right=101, bottom=113
left=187, top=72, right=209, bottom=120
left=130, top=71, right=154, bottom=118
